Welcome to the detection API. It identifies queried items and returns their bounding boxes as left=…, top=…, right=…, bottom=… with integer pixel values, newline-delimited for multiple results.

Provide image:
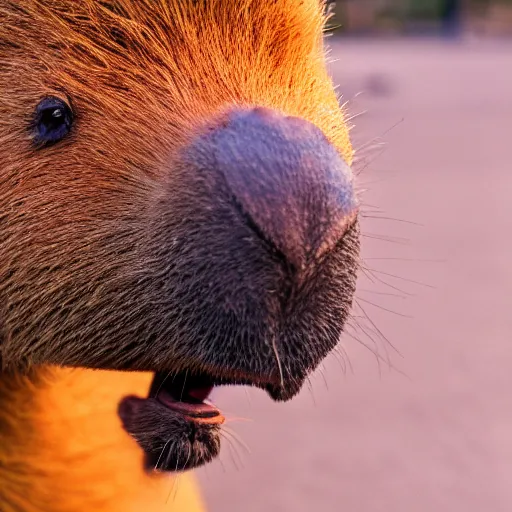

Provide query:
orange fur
left=0, top=1, right=353, bottom=510
left=0, top=370, right=206, bottom=511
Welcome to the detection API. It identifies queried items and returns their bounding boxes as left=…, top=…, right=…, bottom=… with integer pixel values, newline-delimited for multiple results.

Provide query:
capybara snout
left=0, top=0, right=360, bottom=475
left=195, top=107, right=358, bottom=270
left=128, top=104, right=360, bottom=396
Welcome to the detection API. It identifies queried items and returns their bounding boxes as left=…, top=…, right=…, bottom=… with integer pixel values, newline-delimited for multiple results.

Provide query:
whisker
left=222, top=426, right=251, bottom=455
left=154, top=370, right=173, bottom=397
left=354, top=298, right=403, bottom=358
left=346, top=109, right=367, bottom=123
left=179, top=369, right=189, bottom=401
left=220, top=429, right=249, bottom=471
left=243, top=387, right=252, bottom=407
left=305, top=375, right=317, bottom=406
left=361, top=214, right=423, bottom=227
left=220, top=432, right=242, bottom=471
left=354, top=148, right=388, bottom=177
left=270, top=331, right=285, bottom=389
left=331, top=345, right=349, bottom=375
left=359, top=265, right=415, bottom=296
left=166, top=443, right=190, bottom=504
left=357, top=288, right=407, bottom=299
left=358, top=199, right=384, bottom=209
left=166, top=472, right=181, bottom=505
left=346, top=319, right=398, bottom=377
left=154, top=438, right=172, bottom=471
left=362, top=232, right=411, bottom=245
left=355, top=118, right=404, bottom=156
left=354, top=136, right=386, bottom=155
left=365, top=268, right=435, bottom=289
left=318, top=363, right=329, bottom=391
left=217, top=452, right=228, bottom=474
left=353, top=141, right=387, bottom=161
left=363, top=257, right=445, bottom=263
left=343, top=325, right=384, bottom=375
left=357, top=297, right=413, bottom=319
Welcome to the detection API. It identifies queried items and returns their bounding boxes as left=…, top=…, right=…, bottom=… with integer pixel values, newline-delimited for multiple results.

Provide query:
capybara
left=0, top=1, right=360, bottom=511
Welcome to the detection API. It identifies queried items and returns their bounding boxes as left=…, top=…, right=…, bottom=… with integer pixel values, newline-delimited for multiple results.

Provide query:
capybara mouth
left=119, top=366, right=301, bottom=473
left=118, top=359, right=315, bottom=472
left=119, top=370, right=224, bottom=472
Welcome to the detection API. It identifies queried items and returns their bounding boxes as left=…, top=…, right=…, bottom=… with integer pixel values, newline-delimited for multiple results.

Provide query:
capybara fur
left=0, top=1, right=360, bottom=511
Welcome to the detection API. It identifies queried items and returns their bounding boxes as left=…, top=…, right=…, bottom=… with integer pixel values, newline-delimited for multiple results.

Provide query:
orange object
left=0, top=368, right=206, bottom=511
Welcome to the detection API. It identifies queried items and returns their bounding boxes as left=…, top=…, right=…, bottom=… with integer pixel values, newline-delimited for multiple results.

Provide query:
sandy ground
left=197, top=38, right=512, bottom=512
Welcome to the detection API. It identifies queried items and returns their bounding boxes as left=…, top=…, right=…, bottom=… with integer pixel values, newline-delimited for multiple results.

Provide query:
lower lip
left=157, top=392, right=225, bottom=424
left=183, top=413, right=226, bottom=425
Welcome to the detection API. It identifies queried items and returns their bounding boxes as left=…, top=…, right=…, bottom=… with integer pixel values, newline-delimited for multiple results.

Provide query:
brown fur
left=0, top=1, right=359, bottom=510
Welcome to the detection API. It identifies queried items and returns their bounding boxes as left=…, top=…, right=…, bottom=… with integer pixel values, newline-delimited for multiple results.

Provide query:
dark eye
left=33, top=96, right=74, bottom=146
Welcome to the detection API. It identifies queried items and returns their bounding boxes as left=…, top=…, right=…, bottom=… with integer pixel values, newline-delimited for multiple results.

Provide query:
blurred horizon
left=328, top=0, right=512, bottom=37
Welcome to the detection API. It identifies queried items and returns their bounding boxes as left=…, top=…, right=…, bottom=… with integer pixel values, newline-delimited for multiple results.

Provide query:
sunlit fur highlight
left=0, top=1, right=354, bottom=511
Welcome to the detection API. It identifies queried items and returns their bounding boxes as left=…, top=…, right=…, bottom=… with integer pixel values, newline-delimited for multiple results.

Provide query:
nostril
left=229, top=189, right=298, bottom=275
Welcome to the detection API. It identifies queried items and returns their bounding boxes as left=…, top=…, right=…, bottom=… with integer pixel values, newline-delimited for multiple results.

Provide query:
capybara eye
left=33, top=96, right=73, bottom=146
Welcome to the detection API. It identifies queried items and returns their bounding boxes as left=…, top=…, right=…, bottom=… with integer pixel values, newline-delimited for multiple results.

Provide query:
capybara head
left=0, top=0, right=359, bottom=472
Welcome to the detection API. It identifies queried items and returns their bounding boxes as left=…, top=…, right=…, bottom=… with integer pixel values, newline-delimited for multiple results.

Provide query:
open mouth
left=118, top=368, right=289, bottom=473
left=149, top=371, right=225, bottom=425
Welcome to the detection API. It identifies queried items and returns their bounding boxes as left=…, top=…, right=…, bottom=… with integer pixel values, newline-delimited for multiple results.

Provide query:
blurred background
left=197, top=2, right=512, bottom=511
left=329, top=0, right=512, bottom=37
